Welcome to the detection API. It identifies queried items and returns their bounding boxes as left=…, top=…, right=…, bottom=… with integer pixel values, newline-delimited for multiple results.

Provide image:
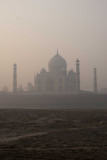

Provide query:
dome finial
left=57, top=48, right=58, bottom=55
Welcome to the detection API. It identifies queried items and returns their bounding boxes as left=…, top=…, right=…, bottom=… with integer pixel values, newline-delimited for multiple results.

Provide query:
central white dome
left=48, top=52, right=67, bottom=72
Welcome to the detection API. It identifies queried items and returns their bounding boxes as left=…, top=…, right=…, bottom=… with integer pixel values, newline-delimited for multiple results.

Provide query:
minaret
left=93, top=68, right=97, bottom=94
left=13, top=64, right=17, bottom=94
left=34, top=73, right=36, bottom=86
left=57, top=48, right=58, bottom=55
left=76, top=59, right=80, bottom=93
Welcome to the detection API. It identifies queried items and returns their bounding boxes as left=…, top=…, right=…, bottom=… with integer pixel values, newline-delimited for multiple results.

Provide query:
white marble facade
left=34, top=51, right=76, bottom=94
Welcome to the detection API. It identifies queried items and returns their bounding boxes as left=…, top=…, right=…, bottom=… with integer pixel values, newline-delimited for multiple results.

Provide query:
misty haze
left=0, top=0, right=107, bottom=92
left=0, top=0, right=107, bottom=160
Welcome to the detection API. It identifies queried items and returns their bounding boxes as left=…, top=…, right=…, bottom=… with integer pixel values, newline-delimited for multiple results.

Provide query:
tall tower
left=94, top=68, right=97, bottom=94
left=76, top=59, right=80, bottom=93
left=13, top=64, right=17, bottom=94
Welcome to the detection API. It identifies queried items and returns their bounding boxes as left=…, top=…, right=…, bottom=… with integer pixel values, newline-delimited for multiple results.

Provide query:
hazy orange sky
left=0, top=0, right=107, bottom=91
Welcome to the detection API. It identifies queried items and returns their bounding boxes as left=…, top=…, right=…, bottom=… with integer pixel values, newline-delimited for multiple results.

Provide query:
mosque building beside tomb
left=13, top=50, right=97, bottom=95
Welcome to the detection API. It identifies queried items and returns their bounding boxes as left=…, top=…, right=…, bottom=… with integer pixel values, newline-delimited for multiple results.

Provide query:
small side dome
left=68, top=69, right=75, bottom=76
left=40, top=68, right=46, bottom=74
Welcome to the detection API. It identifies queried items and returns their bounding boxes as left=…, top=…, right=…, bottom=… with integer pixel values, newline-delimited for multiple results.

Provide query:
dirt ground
left=0, top=109, right=107, bottom=160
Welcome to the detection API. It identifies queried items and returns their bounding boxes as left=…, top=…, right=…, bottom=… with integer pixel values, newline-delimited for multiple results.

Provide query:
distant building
left=34, top=50, right=80, bottom=95
left=13, top=64, right=17, bottom=94
left=13, top=50, right=98, bottom=95
left=93, top=68, right=97, bottom=94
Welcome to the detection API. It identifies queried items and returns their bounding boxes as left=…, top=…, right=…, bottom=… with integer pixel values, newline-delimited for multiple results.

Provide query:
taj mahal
left=13, top=50, right=97, bottom=95
left=34, top=49, right=79, bottom=94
